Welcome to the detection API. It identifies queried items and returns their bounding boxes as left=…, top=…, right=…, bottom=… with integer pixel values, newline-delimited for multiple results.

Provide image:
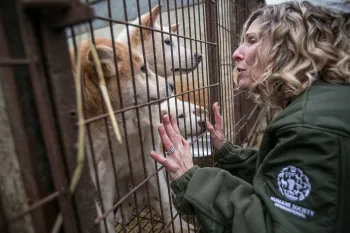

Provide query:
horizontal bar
left=5, top=191, right=61, bottom=224
left=0, top=58, right=31, bottom=66
left=94, top=131, right=211, bottom=223
left=163, top=212, right=180, bottom=229
left=94, top=16, right=217, bottom=46
left=83, top=83, right=219, bottom=124
left=87, top=0, right=105, bottom=5
left=94, top=165, right=165, bottom=223
left=234, top=114, right=247, bottom=128
left=22, top=0, right=70, bottom=8
left=246, top=104, right=259, bottom=121
left=190, top=130, right=209, bottom=144
left=217, top=23, right=231, bottom=32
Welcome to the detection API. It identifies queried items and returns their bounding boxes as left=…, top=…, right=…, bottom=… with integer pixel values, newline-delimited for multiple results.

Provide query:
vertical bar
left=232, top=0, right=242, bottom=145
left=38, top=13, right=101, bottom=233
left=0, top=1, right=58, bottom=232
left=201, top=0, right=211, bottom=165
left=195, top=0, right=208, bottom=167
left=105, top=0, right=129, bottom=231
left=21, top=9, right=85, bottom=233
left=229, top=0, right=235, bottom=143
left=0, top=198, right=9, bottom=233
left=205, top=0, right=219, bottom=122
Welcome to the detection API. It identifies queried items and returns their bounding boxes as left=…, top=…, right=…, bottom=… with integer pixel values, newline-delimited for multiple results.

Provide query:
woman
left=150, top=1, right=350, bottom=232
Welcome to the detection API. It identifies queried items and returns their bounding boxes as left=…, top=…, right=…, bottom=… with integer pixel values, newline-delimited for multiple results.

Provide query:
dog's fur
left=71, top=38, right=199, bottom=233
left=161, top=97, right=208, bottom=137
left=117, top=5, right=202, bottom=84
left=114, top=98, right=208, bottom=231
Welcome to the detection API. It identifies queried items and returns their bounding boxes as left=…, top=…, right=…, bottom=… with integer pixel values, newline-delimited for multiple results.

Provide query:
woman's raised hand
left=206, top=102, right=226, bottom=150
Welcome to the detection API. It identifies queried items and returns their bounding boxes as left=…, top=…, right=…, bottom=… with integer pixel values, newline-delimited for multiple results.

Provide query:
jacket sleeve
left=171, top=126, right=340, bottom=233
left=214, top=141, right=258, bottom=184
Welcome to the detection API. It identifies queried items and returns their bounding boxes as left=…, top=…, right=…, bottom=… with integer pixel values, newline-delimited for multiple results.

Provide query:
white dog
left=113, top=97, right=208, bottom=232
left=117, top=5, right=202, bottom=84
left=160, top=97, right=208, bottom=137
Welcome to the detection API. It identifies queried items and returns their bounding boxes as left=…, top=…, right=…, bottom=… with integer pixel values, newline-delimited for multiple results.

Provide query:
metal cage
left=0, top=0, right=265, bottom=233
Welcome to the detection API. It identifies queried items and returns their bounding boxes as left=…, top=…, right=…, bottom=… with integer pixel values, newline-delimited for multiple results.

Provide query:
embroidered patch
left=270, top=196, right=315, bottom=219
left=277, top=166, right=311, bottom=201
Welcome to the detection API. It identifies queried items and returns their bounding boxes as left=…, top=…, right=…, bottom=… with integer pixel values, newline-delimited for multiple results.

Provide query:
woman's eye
left=178, top=114, right=184, bottom=118
left=247, top=37, right=257, bottom=44
left=141, top=66, right=146, bottom=73
left=164, top=39, right=171, bottom=46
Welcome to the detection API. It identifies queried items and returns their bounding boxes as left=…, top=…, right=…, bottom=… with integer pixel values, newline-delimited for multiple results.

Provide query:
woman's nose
left=232, top=47, right=244, bottom=62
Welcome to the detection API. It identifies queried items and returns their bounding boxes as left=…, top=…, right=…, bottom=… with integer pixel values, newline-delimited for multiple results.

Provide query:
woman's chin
left=238, top=79, right=253, bottom=90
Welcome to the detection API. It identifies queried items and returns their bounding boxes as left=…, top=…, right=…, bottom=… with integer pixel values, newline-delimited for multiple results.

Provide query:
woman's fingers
left=158, top=124, right=175, bottom=151
left=206, top=121, right=216, bottom=135
left=169, top=114, right=181, bottom=135
left=181, top=137, right=190, bottom=149
left=150, top=151, right=177, bottom=171
left=150, top=151, right=167, bottom=165
left=213, top=102, right=223, bottom=130
left=162, top=115, right=181, bottom=146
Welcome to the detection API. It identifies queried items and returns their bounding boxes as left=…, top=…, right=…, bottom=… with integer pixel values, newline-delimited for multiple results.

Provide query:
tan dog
left=117, top=5, right=202, bottom=84
left=71, top=38, right=195, bottom=233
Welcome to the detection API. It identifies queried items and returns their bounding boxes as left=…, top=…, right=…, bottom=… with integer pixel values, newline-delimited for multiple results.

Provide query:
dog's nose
left=167, top=84, right=174, bottom=96
left=195, top=52, right=202, bottom=62
left=169, top=83, right=174, bottom=91
left=198, top=121, right=205, bottom=128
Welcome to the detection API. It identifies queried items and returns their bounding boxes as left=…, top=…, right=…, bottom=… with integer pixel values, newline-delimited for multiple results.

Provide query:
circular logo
left=277, top=166, right=311, bottom=201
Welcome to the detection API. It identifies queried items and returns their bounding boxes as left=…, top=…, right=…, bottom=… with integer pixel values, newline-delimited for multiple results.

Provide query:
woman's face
left=232, top=19, right=264, bottom=89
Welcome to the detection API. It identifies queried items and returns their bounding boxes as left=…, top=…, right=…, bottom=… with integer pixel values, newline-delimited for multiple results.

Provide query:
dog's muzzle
left=194, top=52, right=202, bottom=63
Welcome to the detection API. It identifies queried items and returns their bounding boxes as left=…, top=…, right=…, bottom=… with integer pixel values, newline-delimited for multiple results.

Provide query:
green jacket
left=171, top=81, right=350, bottom=233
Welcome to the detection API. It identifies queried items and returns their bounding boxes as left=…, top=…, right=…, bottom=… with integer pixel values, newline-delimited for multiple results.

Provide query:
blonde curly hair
left=241, top=1, right=350, bottom=107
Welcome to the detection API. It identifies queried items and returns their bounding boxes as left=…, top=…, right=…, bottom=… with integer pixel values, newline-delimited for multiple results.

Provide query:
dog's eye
left=178, top=114, right=184, bottom=118
left=141, top=65, right=146, bottom=73
left=164, top=39, right=171, bottom=46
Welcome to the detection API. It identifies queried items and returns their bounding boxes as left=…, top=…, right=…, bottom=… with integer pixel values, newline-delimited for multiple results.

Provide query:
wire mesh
left=0, top=0, right=265, bottom=233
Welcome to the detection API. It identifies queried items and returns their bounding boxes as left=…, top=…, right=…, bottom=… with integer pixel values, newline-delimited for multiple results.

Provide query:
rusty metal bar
left=0, top=1, right=60, bottom=232
left=200, top=0, right=212, bottom=166
left=205, top=0, right=220, bottom=122
left=23, top=1, right=94, bottom=28
left=6, top=191, right=61, bottom=224
left=83, top=83, right=219, bottom=124
left=21, top=11, right=83, bottom=233
left=94, top=165, right=164, bottom=223
left=95, top=16, right=217, bottom=46
left=232, top=0, right=243, bottom=144
left=0, top=197, right=9, bottom=233
left=0, top=58, right=32, bottom=65
left=22, top=0, right=71, bottom=8
left=36, top=7, right=101, bottom=233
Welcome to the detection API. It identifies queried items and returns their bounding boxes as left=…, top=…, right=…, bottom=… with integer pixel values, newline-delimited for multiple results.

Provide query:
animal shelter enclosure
left=0, top=0, right=264, bottom=233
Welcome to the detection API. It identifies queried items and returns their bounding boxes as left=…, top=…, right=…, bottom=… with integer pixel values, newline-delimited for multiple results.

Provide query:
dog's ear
left=141, top=4, right=162, bottom=28
left=130, top=5, right=162, bottom=48
left=170, top=24, right=179, bottom=33
left=88, top=45, right=116, bottom=77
